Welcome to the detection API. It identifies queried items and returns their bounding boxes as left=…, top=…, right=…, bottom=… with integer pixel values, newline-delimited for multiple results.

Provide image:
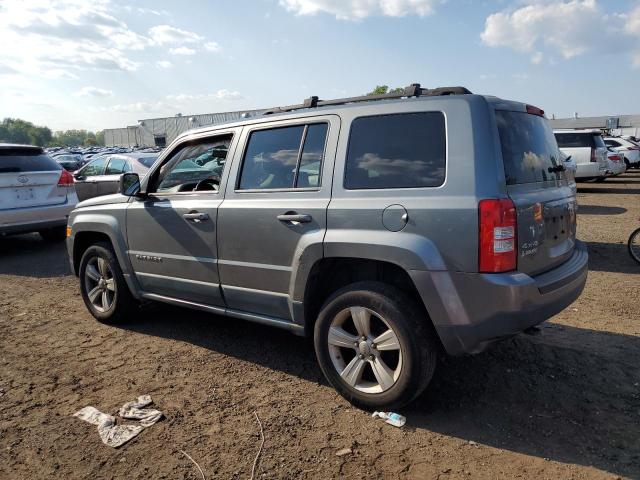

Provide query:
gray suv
left=66, top=85, right=588, bottom=409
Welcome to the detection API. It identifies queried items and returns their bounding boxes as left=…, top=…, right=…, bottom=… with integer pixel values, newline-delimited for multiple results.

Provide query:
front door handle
left=183, top=212, right=210, bottom=222
left=277, top=212, right=312, bottom=223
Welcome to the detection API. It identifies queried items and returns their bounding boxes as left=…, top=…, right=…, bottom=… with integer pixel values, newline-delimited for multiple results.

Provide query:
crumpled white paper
left=74, top=395, right=163, bottom=447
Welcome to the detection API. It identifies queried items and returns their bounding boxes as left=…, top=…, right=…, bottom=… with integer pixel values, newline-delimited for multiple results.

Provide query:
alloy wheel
left=84, top=256, right=116, bottom=313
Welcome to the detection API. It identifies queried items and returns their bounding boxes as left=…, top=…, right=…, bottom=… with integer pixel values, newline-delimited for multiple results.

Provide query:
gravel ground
left=1, top=172, right=639, bottom=480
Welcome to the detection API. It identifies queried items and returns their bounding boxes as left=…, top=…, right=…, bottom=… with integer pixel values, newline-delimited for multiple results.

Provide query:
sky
left=1, top=0, right=640, bottom=132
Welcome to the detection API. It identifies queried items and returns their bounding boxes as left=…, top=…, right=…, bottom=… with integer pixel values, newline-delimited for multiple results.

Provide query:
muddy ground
left=1, top=172, right=639, bottom=480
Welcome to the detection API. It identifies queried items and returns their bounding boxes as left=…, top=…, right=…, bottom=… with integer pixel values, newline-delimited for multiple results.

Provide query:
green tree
left=366, top=85, right=405, bottom=96
left=0, top=118, right=52, bottom=146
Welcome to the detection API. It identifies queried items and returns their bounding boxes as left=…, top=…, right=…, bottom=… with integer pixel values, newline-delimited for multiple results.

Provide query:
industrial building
left=104, top=109, right=640, bottom=147
left=103, top=108, right=266, bottom=147
left=549, top=114, right=640, bottom=137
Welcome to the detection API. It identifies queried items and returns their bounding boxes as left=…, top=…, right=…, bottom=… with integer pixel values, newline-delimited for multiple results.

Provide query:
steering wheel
left=194, top=178, right=219, bottom=191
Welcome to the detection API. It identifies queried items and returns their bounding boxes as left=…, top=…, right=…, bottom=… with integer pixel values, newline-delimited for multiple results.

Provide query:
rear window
left=496, top=111, right=563, bottom=185
left=345, top=112, right=446, bottom=189
left=555, top=132, right=605, bottom=149
left=0, top=149, right=62, bottom=173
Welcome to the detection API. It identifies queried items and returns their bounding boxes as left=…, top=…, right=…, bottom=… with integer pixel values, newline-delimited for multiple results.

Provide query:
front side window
left=345, top=112, right=446, bottom=189
left=81, top=157, right=107, bottom=177
left=238, top=123, right=328, bottom=190
left=155, top=135, right=231, bottom=193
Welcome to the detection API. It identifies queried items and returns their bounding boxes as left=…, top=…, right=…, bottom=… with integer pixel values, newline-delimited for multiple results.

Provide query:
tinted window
left=81, top=157, right=107, bottom=176
left=554, top=132, right=605, bottom=148
left=605, top=139, right=622, bottom=147
left=497, top=111, right=562, bottom=185
left=0, top=149, right=61, bottom=173
left=105, top=157, right=127, bottom=174
left=137, top=156, right=157, bottom=168
left=345, top=112, right=446, bottom=189
left=156, top=136, right=231, bottom=193
left=297, top=124, right=328, bottom=188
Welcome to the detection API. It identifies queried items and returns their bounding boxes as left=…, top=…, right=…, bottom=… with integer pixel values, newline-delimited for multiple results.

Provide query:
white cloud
left=279, top=0, right=440, bottom=20
left=623, top=5, right=640, bottom=66
left=204, top=41, right=221, bottom=52
left=74, top=86, right=114, bottom=97
left=148, top=25, right=203, bottom=45
left=481, top=1, right=640, bottom=66
left=166, top=89, right=243, bottom=102
left=169, top=47, right=197, bottom=56
left=108, top=101, right=168, bottom=113
left=0, top=0, right=145, bottom=74
left=155, top=60, right=173, bottom=69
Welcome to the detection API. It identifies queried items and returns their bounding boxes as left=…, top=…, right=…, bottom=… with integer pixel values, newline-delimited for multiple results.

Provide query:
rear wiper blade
left=548, top=165, right=566, bottom=173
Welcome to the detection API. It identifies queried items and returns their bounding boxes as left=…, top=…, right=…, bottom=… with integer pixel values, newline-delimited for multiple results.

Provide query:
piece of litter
left=468, top=440, right=478, bottom=447
left=335, top=448, right=352, bottom=457
left=73, top=395, right=163, bottom=448
left=372, top=411, right=406, bottom=428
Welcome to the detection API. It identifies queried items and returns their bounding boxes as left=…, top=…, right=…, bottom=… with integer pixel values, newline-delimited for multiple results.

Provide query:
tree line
left=0, top=118, right=104, bottom=147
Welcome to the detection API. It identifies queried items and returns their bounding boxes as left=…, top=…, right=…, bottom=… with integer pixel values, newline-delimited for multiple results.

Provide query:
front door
left=74, top=156, right=107, bottom=201
left=126, top=130, right=239, bottom=306
left=217, top=116, right=339, bottom=320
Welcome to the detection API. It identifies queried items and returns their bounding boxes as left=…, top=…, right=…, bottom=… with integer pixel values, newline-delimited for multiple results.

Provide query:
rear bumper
left=575, top=163, right=607, bottom=180
left=411, top=241, right=588, bottom=355
left=0, top=197, right=76, bottom=235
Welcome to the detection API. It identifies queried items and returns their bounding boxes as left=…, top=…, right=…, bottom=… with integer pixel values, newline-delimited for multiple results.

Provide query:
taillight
left=610, top=154, right=621, bottom=162
left=479, top=199, right=517, bottom=273
left=57, top=169, right=74, bottom=186
left=590, top=148, right=597, bottom=162
left=526, top=105, right=545, bottom=117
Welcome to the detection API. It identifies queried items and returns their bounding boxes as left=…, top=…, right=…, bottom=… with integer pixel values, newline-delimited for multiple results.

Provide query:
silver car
left=0, top=144, right=78, bottom=241
left=73, top=153, right=158, bottom=202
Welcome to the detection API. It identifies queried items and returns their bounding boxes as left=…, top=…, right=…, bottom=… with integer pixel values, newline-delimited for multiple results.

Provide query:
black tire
left=78, top=241, right=137, bottom=324
left=314, top=281, right=437, bottom=410
left=629, top=228, right=640, bottom=265
left=39, top=226, right=67, bottom=242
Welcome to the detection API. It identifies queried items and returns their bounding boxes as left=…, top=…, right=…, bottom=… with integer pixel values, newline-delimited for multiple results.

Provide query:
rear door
left=217, top=117, right=338, bottom=320
left=496, top=110, right=576, bottom=276
left=97, top=156, right=129, bottom=196
left=0, top=148, right=67, bottom=211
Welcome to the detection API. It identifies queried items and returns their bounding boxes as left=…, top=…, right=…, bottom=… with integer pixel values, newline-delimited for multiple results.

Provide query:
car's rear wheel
left=39, top=226, right=67, bottom=242
left=79, top=242, right=137, bottom=323
left=314, top=281, right=437, bottom=410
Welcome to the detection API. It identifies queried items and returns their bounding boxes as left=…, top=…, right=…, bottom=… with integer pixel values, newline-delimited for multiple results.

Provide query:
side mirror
left=119, top=172, right=142, bottom=196
left=73, top=171, right=85, bottom=180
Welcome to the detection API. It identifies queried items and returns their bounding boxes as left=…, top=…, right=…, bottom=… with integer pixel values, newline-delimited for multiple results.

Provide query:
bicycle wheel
left=629, top=228, right=640, bottom=265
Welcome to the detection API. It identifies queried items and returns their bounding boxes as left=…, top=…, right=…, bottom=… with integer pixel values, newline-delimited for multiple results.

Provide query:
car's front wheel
left=79, top=242, right=137, bottom=324
left=314, top=281, right=438, bottom=410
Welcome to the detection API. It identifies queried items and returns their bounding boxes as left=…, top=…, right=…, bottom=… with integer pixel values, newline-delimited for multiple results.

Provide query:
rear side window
left=604, top=139, right=622, bottom=148
left=554, top=132, right=605, bottom=149
left=0, top=149, right=61, bottom=173
left=344, top=112, right=446, bottom=189
left=81, top=157, right=107, bottom=176
left=496, top=111, right=562, bottom=185
left=137, top=156, right=157, bottom=168
left=239, top=123, right=328, bottom=190
left=105, top=157, right=128, bottom=174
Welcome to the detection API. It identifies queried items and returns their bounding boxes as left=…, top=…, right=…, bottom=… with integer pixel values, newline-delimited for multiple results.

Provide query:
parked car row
left=553, top=129, right=640, bottom=182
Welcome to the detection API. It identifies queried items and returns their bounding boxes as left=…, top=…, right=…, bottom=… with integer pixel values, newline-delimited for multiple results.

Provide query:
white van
left=554, top=129, right=608, bottom=181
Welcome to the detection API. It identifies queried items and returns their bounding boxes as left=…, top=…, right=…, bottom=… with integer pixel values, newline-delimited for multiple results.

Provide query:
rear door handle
left=183, top=212, right=210, bottom=222
left=277, top=212, right=312, bottom=223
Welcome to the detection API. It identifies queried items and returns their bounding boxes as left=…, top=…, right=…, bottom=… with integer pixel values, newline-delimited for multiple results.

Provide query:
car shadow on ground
left=0, top=234, right=71, bottom=278
left=585, top=241, right=638, bottom=274
left=119, top=308, right=640, bottom=478
left=577, top=204, right=627, bottom=215
left=577, top=186, right=640, bottom=195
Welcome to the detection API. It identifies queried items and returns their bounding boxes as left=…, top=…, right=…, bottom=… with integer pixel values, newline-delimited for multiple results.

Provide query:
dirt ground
left=1, top=172, right=639, bottom=480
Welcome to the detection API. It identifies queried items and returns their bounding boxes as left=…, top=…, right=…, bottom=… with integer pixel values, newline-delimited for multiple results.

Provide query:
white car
left=554, top=129, right=608, bottom=181
left=560, top=150, right=577, bottom=194
left=606, top=148, right=627, bottom=176
left=0, top=144, right=78, bottom=241
left=604, top=137, right=640, bottom=169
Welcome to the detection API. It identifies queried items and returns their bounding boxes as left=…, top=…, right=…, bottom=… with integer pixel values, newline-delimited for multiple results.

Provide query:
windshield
left=555, top=132, right=605, bottom=149
left=496, top=111, right=563, bottom=185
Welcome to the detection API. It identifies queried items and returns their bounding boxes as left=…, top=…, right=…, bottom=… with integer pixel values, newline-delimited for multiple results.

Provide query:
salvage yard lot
left=1, top=173, right=639, bottom=480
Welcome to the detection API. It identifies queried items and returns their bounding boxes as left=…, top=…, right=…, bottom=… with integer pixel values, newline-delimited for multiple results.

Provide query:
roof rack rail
left=263, top=83, right=472, bottom=115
